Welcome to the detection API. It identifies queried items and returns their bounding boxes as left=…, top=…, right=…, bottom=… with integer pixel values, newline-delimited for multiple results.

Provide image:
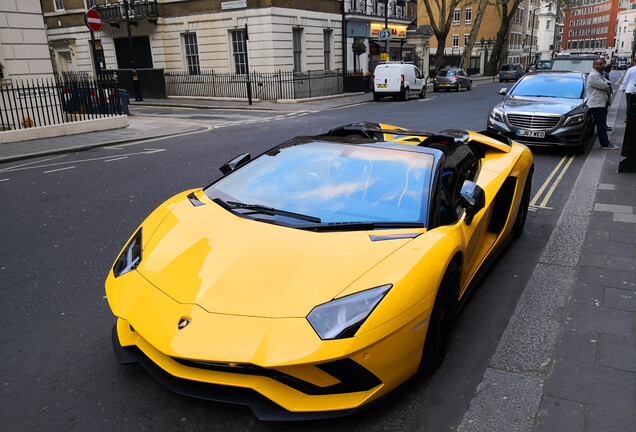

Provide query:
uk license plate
left=440, top=84, right=449, bottom=87
left=378, top=84, right=387, bottom=88
left=516, top=129, right=545, bottom=138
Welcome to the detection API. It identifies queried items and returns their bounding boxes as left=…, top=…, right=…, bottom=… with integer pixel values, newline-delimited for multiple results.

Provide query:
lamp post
left=528, top=10, right=536, bottom=68
left=123, top=0, right=142, bottom=101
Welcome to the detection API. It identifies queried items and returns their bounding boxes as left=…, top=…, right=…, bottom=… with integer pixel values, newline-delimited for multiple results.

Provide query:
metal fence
left=165, top=70, right=344, bottom=101
left=0, top=76, right=126, bottom=132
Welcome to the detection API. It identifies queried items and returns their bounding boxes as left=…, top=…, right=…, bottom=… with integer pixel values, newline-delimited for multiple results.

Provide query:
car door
left=433, top=145, right=489, bottom=290
left=413, top=66, right=424, bottom=92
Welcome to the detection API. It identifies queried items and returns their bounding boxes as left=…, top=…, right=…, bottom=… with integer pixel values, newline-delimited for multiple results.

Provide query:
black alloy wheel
left=419, top=85, right=426, bottom=99
left=420, top=261, right=461, bottom=372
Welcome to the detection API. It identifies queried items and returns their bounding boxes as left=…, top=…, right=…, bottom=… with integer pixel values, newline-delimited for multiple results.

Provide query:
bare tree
left=484, top=0, right=525, bottom=75
left=460, top=0, right=490, bottom=70
left=421, top=0, right=472, bottom=72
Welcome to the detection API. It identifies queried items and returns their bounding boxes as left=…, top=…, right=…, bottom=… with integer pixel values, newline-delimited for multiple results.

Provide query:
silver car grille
left=507, top=114, right=561, bottom=130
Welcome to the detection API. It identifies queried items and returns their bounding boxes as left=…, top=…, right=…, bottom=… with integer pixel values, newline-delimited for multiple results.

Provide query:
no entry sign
left=85, top=9, right=102, bottom=32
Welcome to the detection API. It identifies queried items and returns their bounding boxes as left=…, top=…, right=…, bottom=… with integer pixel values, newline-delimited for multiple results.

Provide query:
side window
left=440, top=145, right=479, bottom=223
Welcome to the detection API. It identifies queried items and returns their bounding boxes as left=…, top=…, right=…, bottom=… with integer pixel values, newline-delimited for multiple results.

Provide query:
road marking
left=0, top=154, right=67, bottom=173
left=113, top=125, right=213, bottom=148
left=104, top=157, right=128, bottom=163
left=530, top=154, right=575, bottom=209
left=0, top=178, right=10, bottom=182
left=2, top=149, right=167, bottom=173
left=44, top=166, right=75, bottom=174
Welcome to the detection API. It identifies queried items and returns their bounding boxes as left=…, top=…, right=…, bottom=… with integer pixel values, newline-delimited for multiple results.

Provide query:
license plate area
left=377, top=84, right=387, bottom=88
left=516, top=129, right=545, bottom=138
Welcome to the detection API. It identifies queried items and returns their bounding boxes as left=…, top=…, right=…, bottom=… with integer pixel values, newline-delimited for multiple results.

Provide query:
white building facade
left=0, top=0, right=54, bottom=82
left=614, top=1, right=636, bottom=58
left=42, top=0, right=343, bottom=76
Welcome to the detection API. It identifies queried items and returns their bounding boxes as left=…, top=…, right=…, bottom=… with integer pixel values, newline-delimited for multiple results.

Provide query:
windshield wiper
left=213, top=198, right=322, bottom=223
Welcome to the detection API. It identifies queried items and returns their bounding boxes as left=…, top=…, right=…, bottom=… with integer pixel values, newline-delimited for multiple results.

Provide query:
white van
left=373, top=63, right=427, bottom=101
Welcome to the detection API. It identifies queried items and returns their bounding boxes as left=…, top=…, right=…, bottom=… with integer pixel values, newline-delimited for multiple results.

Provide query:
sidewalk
left=457, top=88, right=635, bottom=431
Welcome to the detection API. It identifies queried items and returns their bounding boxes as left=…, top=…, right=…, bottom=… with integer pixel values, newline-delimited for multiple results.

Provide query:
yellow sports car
left=106, top=124, right=533, bottom=420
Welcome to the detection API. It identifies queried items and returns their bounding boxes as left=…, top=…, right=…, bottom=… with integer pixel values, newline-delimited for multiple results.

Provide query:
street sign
left=378, top=29, right=392, bottom=41
left=85, top=9, right=102, bottom=32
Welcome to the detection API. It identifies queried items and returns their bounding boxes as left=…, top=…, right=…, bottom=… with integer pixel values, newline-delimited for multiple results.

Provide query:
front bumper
left=113, top=323, right=383, bottom=420
left=486, top=115, right=588, bottom=149
left=107, top=271, right=431, bottom=420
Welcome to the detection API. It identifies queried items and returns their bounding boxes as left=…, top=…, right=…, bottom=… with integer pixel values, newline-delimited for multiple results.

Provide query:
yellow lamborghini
left=106, top=123, right=533, bottom=420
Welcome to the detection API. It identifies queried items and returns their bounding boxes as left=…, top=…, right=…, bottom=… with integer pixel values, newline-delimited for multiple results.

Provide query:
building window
left=453, top=9, right=461, bottom=25
left=547, top=19, right=551, bottom=29
left=452, top=34, right=459, bottom=48
left=84, top=0, right=96, bottom=9
left=464, top=34, right=470, bottom=46
left=293, top=28, right=303, bottom=73
left=183, top=33, right=200, bottom=75
left=54, top=0, right=65, bottom=11
left=465, top=8, right=472, bottom=24
left=231, top=30, right=247, bottom=74
left=323, top=30, right=332, bottom=70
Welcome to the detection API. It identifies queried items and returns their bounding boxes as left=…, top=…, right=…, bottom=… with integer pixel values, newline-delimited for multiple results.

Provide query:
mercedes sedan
left=487, top=71, right=594, bottom=153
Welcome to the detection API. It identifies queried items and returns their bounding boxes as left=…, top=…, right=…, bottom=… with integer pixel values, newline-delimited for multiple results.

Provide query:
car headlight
left=113, top=228, right=142, bottom=278
left=563, top=113, right=585, bottom=126
left=307, top=284, right=392, bottom=340
left=490, top=108, right=505, bottom=122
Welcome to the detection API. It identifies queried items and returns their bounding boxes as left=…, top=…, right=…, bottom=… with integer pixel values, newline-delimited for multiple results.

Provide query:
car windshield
left=551, top=59, right=596, bottom=73
left=509, top=75, right=584, bottom=99
left=500, top=64, right=515, bottom=71
left=205, top=142, right=434, bottom=227
left=536, top=61, right=552, bottom=69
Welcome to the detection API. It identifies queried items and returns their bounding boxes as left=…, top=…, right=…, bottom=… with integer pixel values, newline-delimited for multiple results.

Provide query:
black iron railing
left=347, top=0, right=414, bottom=20
left=165, top=70, right=344, bottom=101
left=96, top=0, right=158, bottom=25
left=0, top=75, right=126, bottom=131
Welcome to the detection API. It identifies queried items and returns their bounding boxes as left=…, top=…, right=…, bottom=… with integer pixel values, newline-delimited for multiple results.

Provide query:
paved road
left=0, top=80, right=594, bottom=431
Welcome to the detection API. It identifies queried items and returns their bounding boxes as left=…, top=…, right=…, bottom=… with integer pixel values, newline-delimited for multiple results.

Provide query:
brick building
left=561, top=0, right=626, bottom=54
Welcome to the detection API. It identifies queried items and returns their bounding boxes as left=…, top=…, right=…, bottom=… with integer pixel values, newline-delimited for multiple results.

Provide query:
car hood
left=498, top=96, right=583, bottom=115
left=137, top=196, right=415, bottom=318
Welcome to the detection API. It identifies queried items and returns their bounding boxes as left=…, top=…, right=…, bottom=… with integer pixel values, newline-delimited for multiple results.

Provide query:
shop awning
left=372, top=40, right=414, bottom=50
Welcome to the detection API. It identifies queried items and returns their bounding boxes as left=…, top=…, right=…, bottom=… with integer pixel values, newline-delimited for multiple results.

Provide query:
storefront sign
left=222, top=0, right=247, bottom=10
left=370, top=23, right=407, bottom=39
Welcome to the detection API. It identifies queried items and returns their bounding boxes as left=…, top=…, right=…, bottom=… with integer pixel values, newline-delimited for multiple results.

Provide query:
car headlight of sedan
left=563, top=113, right=585, bottom=126
left=490, top=108, right=505, bottom=122
left=113, top=228, right=142, bottom=278
left=307, top=284, right=392, bottom=340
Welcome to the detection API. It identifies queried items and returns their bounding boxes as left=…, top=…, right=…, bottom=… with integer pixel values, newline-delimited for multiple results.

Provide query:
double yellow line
left=530, top=154, right=576, bottom=209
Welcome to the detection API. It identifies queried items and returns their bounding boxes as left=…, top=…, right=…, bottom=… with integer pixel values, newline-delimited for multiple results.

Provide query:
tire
left=400, top=88, right=408, bottom=101
left=499, top=78, right=503, bottom=83
left=467, top=81, right=472, bottom=91
left=456, top=83, right=461, bottom=92
left=419, top=85, right=426, bottom=99
left=420, top=261, right=461, bottom=373
left=512, top=170, right=533, bottom=239
left=433, top=87, right=439, bottom=92
left=373, top=92, right=380, bottom=102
